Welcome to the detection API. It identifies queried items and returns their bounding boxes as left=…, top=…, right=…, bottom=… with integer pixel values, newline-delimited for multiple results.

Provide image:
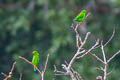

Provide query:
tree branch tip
left=87, top=32, right=91, bottom=34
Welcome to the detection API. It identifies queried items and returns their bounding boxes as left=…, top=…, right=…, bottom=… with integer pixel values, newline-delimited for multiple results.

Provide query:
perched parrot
left=30, top=51, right=39, bottom=71
left=74, top=10, right=87, bottom=24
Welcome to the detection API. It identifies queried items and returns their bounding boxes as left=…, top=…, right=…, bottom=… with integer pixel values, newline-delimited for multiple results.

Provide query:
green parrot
left=30, top=51, right=39, bottom=71
left=74, top=10, right=87, bottom=24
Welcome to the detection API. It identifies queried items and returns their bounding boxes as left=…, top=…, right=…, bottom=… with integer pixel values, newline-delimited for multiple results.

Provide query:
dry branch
left=19, top=73, right=22, bottom=80
left=54, top=12, right=120, bottom=80
left=1, top=62, right=16, bottom=80
left=95, top=39, right=120, bottom=80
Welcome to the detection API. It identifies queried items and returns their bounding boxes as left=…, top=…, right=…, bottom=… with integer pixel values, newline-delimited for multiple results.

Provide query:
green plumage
left=32, top=51, right=39, bottom=71
left=74, top=10, right=87, bottom=22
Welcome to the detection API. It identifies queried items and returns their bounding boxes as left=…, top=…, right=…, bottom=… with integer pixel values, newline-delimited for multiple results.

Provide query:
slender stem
left=41, top=73, right=44, bottom=80
left=87, top=51, right=104, bottom=64
left=101, top=42, right=107, bottom=80
left=43, top=54, right=50, bottom=73
left=19, top=73, right=22, bottom=80
left=67, top=32, right=90, bottom=70
left=107, top=50, right=120, bottom=63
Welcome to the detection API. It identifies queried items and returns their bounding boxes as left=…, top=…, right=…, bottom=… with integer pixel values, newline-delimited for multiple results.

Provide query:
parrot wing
left=74, top=10, right=86, bottom=22
left=32, top=55, right=39, bottom=66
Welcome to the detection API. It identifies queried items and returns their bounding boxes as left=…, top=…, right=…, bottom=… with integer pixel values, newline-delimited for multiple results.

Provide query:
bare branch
left=107, top=50, right=120, bottom=63
left=10, top=62, right=16, bottom=73
left=77, top=39, right=99, bottom=59
left=95, top=28, right=115, bottom=49
left=67, top=32, right=91, bottom=71
left=95, top=36, right=120, bottom=80
left=82, top=32, right=91, bottom=45
left=95, top=67, right=104, bottom=72
left=43, top=54, right=50, bottom=73
left=101, top=42, right=107, bottom=80
left=19, top=73, right=22, bottom=80
left=107, top=70, right=112, bottom=76
left=41, top=54, right=50, bottom=80
left=103, top=28, right=115, bottom=47
left=1, top=62, right=16, bottom=80
left=74, top=24, right=82, bottom=47
left=88, top=51, right=104, bottom=64
left=54, top=65, right=66, bottom=75
left=101, top=42, right=107, bottom=63
left=19, top=56, right=30, bottom=63
left=1, top=72, right=7, bottom=77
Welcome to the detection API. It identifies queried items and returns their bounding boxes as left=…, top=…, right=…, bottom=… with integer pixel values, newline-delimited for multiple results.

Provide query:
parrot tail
left=34, top=68, right=37, bottom=72
left=33, top=65, right=37, bottom=72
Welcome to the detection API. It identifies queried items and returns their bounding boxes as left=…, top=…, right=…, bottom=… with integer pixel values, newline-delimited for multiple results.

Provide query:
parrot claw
left=29, top=62, right=32, bottom=64
left=78, top=22, right=82, bottom=25
left=33, top=65, right=37, bottom=68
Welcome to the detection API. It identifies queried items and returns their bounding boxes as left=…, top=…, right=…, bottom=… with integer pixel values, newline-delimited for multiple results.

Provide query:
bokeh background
left=0, top=0, right=120, bottom=80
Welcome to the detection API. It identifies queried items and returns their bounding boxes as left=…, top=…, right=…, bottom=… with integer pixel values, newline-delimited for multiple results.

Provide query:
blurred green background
left=0, top=0, right=120, bottom=80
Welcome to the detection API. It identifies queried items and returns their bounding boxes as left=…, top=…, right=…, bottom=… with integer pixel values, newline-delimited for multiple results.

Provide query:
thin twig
left=107, top=50, right=120, bottom=63
left=101, top=42, right=107, bottom=80
left=101, top=42, right=107, bottom=63
left=103, top=28, right=115, bottom=47
left=95, top=67, right=104, bottom=72
left=19, top=73, right=22, bottom=80
left=10, top=62, right=16, bottom=73
left=54, top=65, right=66, bottom=75
left=41, top=54, right=50, bottom=80
left=87, top=51, right=104, bottom=64
left=1, top=72, right=7, bottom=77
left=43, top=54, right=50, bottom=73
left=77, top=39, right=99, bottom=58
left=107, top=70, right=112, bottom=76
left=95, top=28, right=115, bottom=49
left=1, top=62, right=16, bottom=80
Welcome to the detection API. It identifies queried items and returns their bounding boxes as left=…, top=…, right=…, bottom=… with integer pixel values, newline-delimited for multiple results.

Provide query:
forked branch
left=1, top=62, right=16, bottom=80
